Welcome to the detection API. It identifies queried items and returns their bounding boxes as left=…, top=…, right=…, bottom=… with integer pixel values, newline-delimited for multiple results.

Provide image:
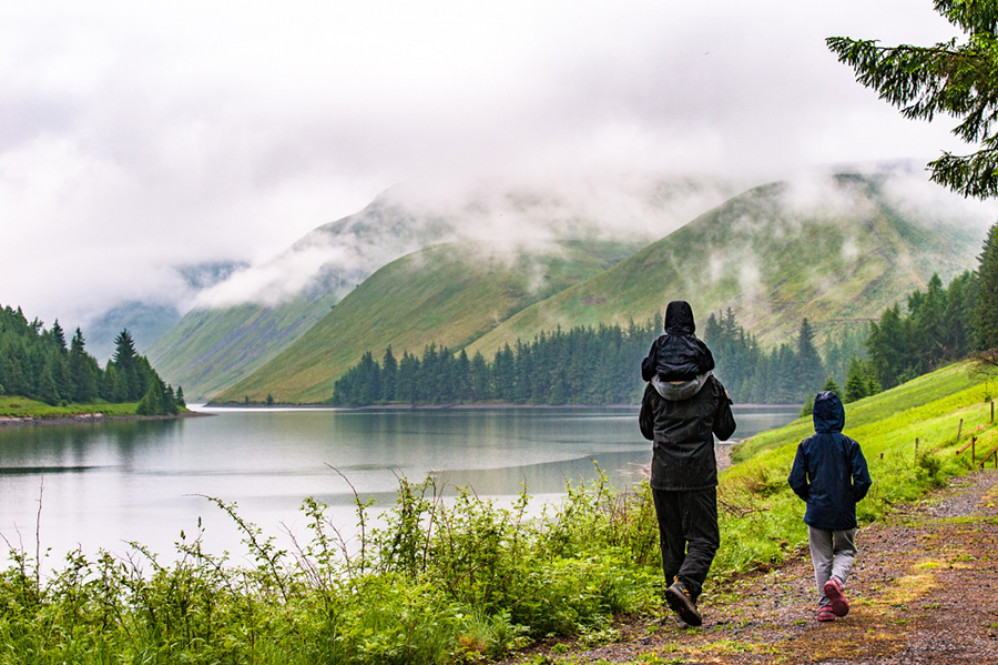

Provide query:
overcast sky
left=1, top=0, right=993, bottom=330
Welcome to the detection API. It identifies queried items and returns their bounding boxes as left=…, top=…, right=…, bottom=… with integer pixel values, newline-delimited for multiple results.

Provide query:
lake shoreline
left=0, top=410, right=212, bottom=429
left=203, top=402, right=802, bottom=411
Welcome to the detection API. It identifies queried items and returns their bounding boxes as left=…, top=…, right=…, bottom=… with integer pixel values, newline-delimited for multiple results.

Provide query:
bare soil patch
left=501, top=471, right=998, bottom=664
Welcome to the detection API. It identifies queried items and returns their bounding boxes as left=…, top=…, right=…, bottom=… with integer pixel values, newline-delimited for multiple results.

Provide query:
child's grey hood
left=651, top=372, right=710, bottom=401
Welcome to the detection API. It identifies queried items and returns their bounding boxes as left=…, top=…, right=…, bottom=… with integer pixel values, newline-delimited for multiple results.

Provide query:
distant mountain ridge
left=211, top=239, right=643, bottom=403
left=466, top=174, right=984, bottom=359
left=85, top=261, right=244, bottom=363
left=205, top=172, right=989, bottom=404
left=147, top=195, right=459, bottom=399
left=150, top=178, right=733, bottom=399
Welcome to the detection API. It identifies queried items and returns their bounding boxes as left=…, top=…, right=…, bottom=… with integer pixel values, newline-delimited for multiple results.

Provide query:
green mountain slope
left=150, top=178, right=735, bottom=399
left=144, top=297, right=337, bottom=401
left=213, top=239, right=641, bottom=403
left=164, top=172, right=988, bottom=403
left=148, top=197, right=456, bottom=399
left=464, top=175, right=985, bottom=360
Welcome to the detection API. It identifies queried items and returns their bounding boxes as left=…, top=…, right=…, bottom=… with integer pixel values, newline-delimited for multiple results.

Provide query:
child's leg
left=830, top=528, right=858, bottom=587
left=807, top=526, right=834, bottom=606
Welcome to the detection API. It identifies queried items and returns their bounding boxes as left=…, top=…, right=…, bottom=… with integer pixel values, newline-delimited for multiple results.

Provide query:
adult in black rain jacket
left=639, top=300, right=736, bottom=627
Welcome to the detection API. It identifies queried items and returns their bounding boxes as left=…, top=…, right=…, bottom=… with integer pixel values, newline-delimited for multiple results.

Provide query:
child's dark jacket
left=788, top=392, right=872, bottom=530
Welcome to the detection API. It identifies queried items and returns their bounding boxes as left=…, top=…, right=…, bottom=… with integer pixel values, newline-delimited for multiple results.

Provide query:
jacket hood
left=812, top=391, right=845, bottom=433
left=664, top=301, right=696, bottom=335
left=651, top=373, right=710, bottom=401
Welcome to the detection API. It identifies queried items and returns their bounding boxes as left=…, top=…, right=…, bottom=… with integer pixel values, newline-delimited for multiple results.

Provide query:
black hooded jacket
left=638, top=301, right=735, bottom=491
left=788, top=391, right=872, bottom=530
left=639, top=376, right=736, bottom=490
left=641, top=301, right=715, bottom=381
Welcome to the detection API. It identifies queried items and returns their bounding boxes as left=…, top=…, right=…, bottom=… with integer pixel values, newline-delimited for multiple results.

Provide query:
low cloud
left=1, top=0, right=991, bottom=328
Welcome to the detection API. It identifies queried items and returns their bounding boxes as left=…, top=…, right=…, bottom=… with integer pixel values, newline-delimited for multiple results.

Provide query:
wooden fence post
left=956, top=419, right=963, bottom=442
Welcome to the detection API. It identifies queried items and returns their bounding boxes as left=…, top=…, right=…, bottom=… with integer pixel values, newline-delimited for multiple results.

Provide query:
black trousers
left=652, top=487, right=720, bottom=601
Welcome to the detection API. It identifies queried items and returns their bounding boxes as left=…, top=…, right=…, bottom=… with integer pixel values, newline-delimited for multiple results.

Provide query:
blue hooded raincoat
left=788, top=391, right=872, bottom=530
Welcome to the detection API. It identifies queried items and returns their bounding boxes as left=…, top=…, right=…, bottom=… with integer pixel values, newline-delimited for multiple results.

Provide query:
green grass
left=733, top=362, right=994, bottom=462
left=716, top=359, right=998, bottom=576
left=1, top=359, right=995, bottom=663
left=0, top=396, right=140, bottom=418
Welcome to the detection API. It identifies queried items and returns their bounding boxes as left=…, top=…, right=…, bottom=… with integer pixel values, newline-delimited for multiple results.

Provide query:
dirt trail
left=503, top=471, right=998, bottom=664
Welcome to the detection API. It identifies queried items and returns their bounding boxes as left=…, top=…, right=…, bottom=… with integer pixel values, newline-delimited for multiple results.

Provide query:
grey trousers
left=807, top=526, right=857, bottom=607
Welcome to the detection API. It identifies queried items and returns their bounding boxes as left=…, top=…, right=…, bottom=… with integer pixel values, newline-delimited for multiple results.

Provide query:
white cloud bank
left=1, top=0, right=995, bottom=329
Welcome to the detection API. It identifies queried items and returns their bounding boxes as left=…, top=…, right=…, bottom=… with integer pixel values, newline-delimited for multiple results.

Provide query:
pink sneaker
left=823, top=577, right=850, bottom=617
left=817, top=605, right=836, bottom=622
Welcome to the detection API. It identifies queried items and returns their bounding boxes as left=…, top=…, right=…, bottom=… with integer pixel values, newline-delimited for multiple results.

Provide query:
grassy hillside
left=715, top=358, right=998, bottom=576
left=214, top=175, right=986, bottom=404
left=146, top=296, right=338, bottom=401
left=465, top=176, right=984, bottom=360
left=731, top=361, right=994, bottom=463
left=213, top=239, right=640, bottom=403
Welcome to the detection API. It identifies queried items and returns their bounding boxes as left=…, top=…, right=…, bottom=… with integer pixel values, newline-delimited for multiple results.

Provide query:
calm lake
left=0, top=405, right=798, bottom=567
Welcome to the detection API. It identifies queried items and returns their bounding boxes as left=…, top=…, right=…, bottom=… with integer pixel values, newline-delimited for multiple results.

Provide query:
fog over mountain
left=186, top=163, right=998, bottom=314
left=189, top=175, right=741, bottom=309
left=3, top=0, right=989, bottom=347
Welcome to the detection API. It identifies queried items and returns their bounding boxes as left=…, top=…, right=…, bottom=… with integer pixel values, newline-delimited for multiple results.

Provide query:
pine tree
left=974, top=222, right=998, bottom=350
left=37, top=363, right=60, bottom=405
left=398, top=351, right=420, bottom=404
left=944, top=270, right=976, bottom=358
left=828, top=5, right=998, bottom=198
left=381, top=346, right=398, bottom=402
left=454, top=349, right=471, bottom=404
left=112, top=329, right=142, bottom=401
left=795, top=319, right=826, bottom=395
left=469, top=351, right=491, bottom=402
left=136, top=383, right=163, bottom=415
left=51, top=320, right=67, bottom=354
left=867, top=304, right=909, bottom=388
left=844, top=356, right=870, bottom=403
left=911, top=273, right=948, bottom=371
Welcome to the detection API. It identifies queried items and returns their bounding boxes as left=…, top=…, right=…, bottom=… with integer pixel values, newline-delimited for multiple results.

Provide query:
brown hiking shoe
left=665, top=581, right=702, bottom=627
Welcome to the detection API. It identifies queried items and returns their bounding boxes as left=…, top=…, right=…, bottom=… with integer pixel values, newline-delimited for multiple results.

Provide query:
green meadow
left=0, top=396, right=141, bottom=419
left=1, top=360, right=995, bottom=664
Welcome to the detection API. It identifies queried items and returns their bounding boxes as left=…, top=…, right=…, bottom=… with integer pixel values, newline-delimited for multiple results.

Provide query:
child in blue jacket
left=788, top=391, right=872, bottom=622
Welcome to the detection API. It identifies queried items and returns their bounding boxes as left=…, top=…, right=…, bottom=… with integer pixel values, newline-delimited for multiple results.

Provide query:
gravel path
left=500, top=471, right=998, bottom=664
